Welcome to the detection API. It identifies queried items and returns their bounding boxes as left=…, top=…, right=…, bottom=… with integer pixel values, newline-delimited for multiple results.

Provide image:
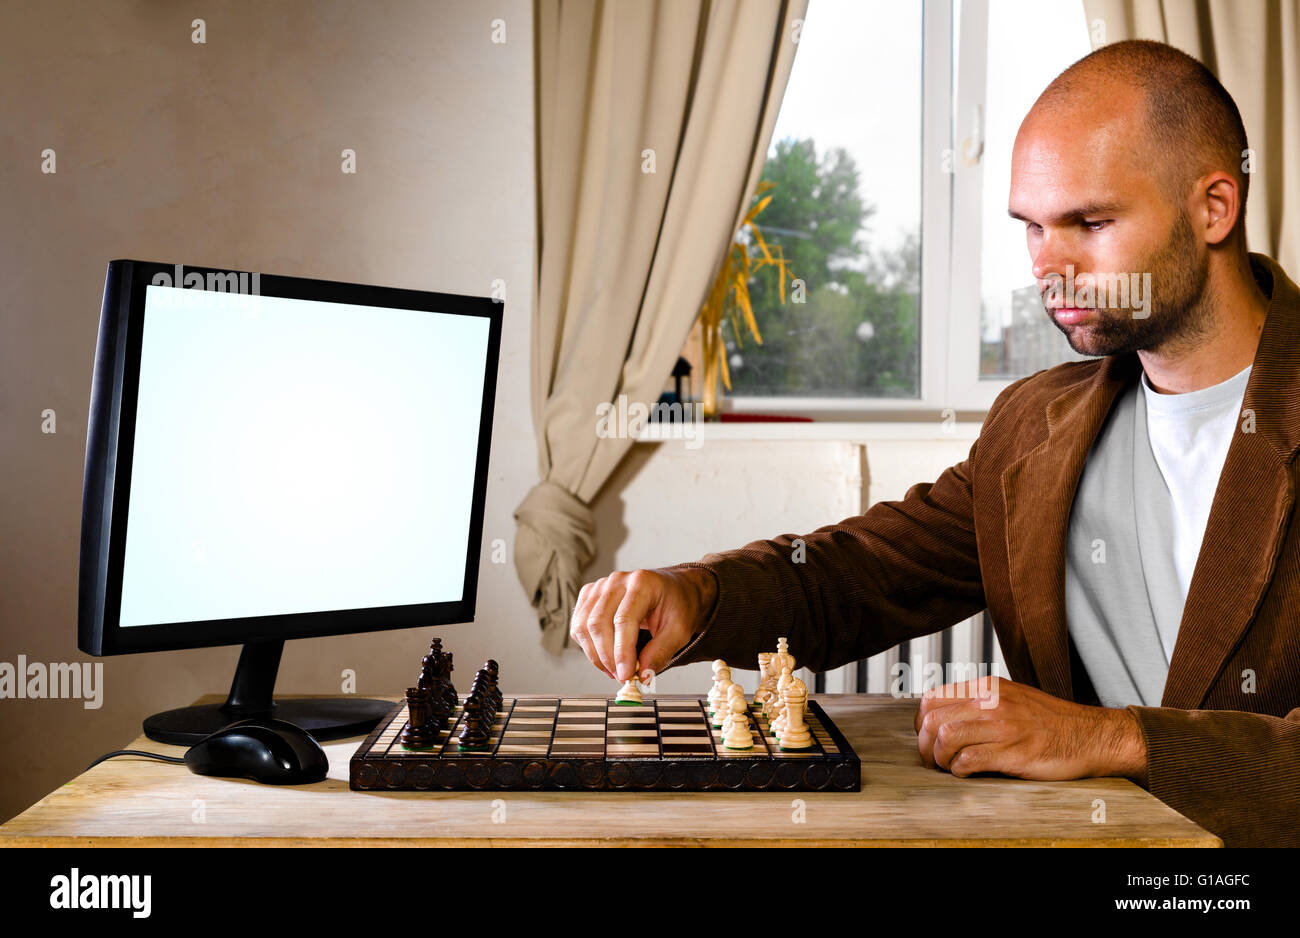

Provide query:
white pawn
left=722, top=695, right=753, bottom=750
left=779, top=678, right=813, bottom=750
left=615, top=675, right=642, bottom=705
left=712, top=666, right=734, bottom=726
left=721, top=684, right=746, bottom=735
left=707, top=660, right=728, bottom=714
left=719, top=683, right=738, bottom=734
left=771, top=666, right=794, bottom=739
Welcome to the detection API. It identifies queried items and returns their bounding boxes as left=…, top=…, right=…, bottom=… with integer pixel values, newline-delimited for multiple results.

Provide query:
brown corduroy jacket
left=667, top=253, right=1300, bottom=848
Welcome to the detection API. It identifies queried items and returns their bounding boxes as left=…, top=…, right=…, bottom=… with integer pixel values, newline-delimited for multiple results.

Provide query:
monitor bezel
left=78, top=259, right=503, bottom=656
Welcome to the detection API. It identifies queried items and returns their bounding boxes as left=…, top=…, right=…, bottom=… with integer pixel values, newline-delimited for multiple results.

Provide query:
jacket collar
left=1001, top=253, right=1300, bottom=708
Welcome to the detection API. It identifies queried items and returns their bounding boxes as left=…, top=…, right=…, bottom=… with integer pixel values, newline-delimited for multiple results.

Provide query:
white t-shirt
left=1140, top=363, right=1251, bottom=660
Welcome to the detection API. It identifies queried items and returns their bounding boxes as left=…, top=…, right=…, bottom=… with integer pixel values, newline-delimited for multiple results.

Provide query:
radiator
left=809, top=609, right=1009, bottom=694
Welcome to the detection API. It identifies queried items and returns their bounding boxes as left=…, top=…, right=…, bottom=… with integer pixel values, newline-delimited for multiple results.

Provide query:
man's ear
left=1200, top=171, right=1242, bottom=246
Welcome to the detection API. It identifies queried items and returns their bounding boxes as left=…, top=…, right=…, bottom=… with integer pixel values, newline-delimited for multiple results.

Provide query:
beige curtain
left=517, top=0, right=808, bottom=651
left=1083, top=0, right=1300, bottom=274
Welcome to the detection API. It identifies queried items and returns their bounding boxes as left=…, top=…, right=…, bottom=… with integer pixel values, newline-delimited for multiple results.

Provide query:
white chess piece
left=719, top=684, right=741, bottom=735
left=712, top=666, right=734, bottom=725
left=771, top=666, right=794, bottom=739
left=721, top=684, right=746, bottom=734
left=775, top=637, right=796, bottom=677
left=779, top=678, right=813, bottom=750
left=759, top=666, right=775, bottom=718
left=722, top=695, right=753, bottom=750
left=707, top=660, right=728, bottom=714
left=615, top=676, right=642, bottom=704
left=754, top=653, right=773, bottom=712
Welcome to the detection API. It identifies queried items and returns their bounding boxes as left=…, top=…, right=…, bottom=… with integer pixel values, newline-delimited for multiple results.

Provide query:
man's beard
left=1042, top=210, right=1214, bottom=357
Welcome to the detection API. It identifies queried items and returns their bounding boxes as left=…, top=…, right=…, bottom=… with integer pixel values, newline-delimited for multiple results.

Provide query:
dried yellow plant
left=698, top=181, right=792, bottom=417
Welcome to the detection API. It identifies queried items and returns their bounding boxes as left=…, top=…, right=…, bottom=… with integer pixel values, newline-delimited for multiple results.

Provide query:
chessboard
left=350, top=694, right=861, bottom=792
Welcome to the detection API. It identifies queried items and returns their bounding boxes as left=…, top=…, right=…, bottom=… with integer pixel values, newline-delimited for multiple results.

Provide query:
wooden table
left=0, top=694, right=1220, bottom=847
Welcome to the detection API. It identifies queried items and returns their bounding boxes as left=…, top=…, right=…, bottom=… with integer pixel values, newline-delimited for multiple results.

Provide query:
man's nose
left=1032, top=233, right=1075, bottom=284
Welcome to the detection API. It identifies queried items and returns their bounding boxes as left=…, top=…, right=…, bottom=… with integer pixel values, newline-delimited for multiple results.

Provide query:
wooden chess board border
left=349, top=694, right=861, bottom=792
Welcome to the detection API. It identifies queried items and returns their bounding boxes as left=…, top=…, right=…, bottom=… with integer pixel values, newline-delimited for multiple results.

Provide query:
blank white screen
left=118, top=284, right=490, bottom=627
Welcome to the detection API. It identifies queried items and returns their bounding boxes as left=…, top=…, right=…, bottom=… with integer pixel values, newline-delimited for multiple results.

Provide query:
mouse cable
left=87, top=749, right=188, bottom=772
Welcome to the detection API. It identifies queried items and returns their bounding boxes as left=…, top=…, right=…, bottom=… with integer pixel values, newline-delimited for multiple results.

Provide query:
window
left=697, top=0, right=1095, bottom=419
left=722, top=0, right=923, bottom=402
left=957, top=0, right=1094, bottom=391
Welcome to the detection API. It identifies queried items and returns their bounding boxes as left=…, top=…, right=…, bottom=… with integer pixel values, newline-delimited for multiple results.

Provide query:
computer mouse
left=184, top=718, right=329, bottom=785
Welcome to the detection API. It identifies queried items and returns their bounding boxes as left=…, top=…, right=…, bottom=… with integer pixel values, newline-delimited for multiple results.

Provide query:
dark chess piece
left=480, top=662, right=502, bottom=709
left=456, top=697, right=489, bottom=750
left=419, top=650, right=439, bottom=691
left=440, top=652, right=457, bottom=709
left=428, top=690, right=452, bottom=730
left=399, top=686, right=439, bottom=750
left=469, top=683, right=495, bottom=730
left=483, top=682, right=501, bottom=715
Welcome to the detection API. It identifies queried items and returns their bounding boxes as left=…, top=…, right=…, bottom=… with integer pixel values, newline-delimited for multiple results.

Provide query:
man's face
left=1008, top=102, right=1211, bottom=357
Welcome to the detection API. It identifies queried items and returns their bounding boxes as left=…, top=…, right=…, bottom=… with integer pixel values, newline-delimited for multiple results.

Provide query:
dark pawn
left=472, top=683, right=496, bottom=728
left=467, top=680, right=490, bottom=713
left=428, top=691, right=452, bottom=730
left=456, top=698, right=489, bottom=750
left=480, top=662, right=503, bottom=708
left=400, top=686, right=438, bottom=750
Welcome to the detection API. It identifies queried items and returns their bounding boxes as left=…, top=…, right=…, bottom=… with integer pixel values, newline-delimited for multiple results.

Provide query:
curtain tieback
left=512, top=480, right=597, bottom=652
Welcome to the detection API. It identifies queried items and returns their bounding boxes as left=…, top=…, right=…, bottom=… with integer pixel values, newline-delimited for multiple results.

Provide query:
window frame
left=720, top=0, right=1022, bottom=421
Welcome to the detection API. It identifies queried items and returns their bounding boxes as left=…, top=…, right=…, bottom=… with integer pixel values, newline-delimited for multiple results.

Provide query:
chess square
left=606, top=744, right=659, bottom=755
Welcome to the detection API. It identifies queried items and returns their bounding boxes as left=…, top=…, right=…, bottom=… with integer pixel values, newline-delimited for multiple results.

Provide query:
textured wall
left=0, top=0, right=543, bottom=824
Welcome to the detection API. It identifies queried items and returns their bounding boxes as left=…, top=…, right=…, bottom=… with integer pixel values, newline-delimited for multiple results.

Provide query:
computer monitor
left=78, top=260, right=502, bottom=743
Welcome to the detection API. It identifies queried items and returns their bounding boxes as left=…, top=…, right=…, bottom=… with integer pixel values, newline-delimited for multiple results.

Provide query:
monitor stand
left=142, top=640, right=394, bottom=745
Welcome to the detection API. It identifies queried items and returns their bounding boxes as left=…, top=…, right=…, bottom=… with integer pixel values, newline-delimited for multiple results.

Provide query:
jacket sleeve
left=1126, top=704, right=1300, bottom=847
left=662, top=436, right=989, bottom=675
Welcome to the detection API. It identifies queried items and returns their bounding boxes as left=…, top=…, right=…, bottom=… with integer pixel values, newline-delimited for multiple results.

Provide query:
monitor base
left=142, top=639, right=393, bottom=745
left=143, top=697, right=393, bottom=746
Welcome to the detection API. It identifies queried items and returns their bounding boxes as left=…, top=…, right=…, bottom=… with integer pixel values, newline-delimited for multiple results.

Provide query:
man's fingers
left=584, top=582, right=626, bottom=679
left=930, top=716, right=997, bottom=771
left=949, top=743, right=1002, bottom=778
left=637, top=630, right=680, bottom=683
left=570, top=582, right=605, bottom=675
left=914, top=688, right=970, bottom=733
left=612, top=579, right=656, bottom=682
left=916, top=699, right=978, bottom=769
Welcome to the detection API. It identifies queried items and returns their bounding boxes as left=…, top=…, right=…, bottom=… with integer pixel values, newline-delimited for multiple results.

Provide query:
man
left=569, top=40, right=1300, bottom=847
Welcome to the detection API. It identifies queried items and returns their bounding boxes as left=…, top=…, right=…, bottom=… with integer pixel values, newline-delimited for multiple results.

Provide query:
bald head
left=1028, top=39, right=1250, bottom=230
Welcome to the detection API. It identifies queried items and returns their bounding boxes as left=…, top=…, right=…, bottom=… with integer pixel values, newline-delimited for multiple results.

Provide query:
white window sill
left=631, top=419, right=984, bottom=443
